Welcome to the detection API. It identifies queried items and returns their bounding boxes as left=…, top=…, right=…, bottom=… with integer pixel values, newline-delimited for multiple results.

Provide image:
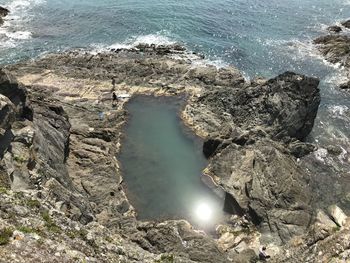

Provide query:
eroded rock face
left=210, top=140, right=313, bottom=243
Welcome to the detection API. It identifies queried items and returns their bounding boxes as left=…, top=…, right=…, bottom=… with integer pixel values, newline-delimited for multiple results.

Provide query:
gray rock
left=0, top=94, right=15, bottom=131
left=339, top=81, right=350, bottom=90
left=198, top=72, right=320, bottom=141
left=314, top=35, right=350, bottom=68
left=328, top=205, right=348, bottom=227
left=327, top=25, right=342, bottom=33
left=210, top=140, right=313, bottom=243
left=341, top=19, right=350, bottom=29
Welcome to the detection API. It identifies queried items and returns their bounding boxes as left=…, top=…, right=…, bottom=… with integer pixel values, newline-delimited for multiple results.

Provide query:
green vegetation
left=42, top=211, right=62, bottom=234
left=0, top=186, right=8, bottom=194
left=14, top=191, right=24, bottom=199
left=26, top=199, right=41, bottom=209
left=0, top=227, right=13, bottom=245
left=66, top=229, right=88, bottom=240
left=17, top=226, right=39, bottom=234
left=332, top=226, right=341, bottom=233
left=13, top=155, right=27, bottom=164
left=155, top=254, right=175, bottom=263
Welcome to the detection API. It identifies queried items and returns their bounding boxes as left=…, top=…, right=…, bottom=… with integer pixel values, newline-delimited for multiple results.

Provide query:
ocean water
left=0, top=0, right=350, bottom=210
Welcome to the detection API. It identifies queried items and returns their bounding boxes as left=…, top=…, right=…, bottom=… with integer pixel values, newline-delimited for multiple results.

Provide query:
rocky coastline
left=314, top=19, right=350, bottom=89
left=0, top=37, right=349, bottom=263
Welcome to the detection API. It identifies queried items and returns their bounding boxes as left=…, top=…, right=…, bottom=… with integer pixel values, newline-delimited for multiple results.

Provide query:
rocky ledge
left=0, top=44, right=348, bottom=262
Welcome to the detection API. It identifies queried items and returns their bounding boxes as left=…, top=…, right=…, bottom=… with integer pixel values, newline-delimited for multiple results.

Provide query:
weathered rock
left=209, top=139, right=313, bottom=243
left=314, top=35, right=350, bottom=68
left=342, top=19, right=350, bottom=29
left=0, top=69, right=33, bottom=120
left=0, top=6, right=9, bottom=26
left=327, top=25, right=342, bottom=33
left=326, top=145, right=343, bottom=156
left=197, top=72, right=320, bottom=141
left=0, top=6, right=9, bottom=17
left=0, top=94, right=15, bottom=131
left=0, top=44, right=329, bottom=261
left=339, top=81, right=350, bottom=90
left=328, top=205, right=348, bottom=227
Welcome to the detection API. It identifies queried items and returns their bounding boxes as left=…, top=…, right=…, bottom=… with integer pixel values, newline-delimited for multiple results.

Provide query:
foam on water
left=90, top=33, right=175, bottom=53
left=0, top=0, right=45, bottom=48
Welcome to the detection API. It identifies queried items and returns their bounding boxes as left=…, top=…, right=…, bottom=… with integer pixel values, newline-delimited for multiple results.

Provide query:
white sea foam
left=264, top=37, right=348, bottom=71
left=0, top=0, right=46, bottom=49
left=329, top=105, right=349, bottom=117
left=90, top=34, right=176, bottom=53
left=90, top=34, right=229, bottom=69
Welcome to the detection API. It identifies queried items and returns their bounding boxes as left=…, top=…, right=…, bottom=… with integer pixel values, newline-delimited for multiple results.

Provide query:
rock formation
left=314, top=19, right=350, bottom=89
left=0, top=43, right=347, bottom=261
left=0, top=6, right=9, bottom=26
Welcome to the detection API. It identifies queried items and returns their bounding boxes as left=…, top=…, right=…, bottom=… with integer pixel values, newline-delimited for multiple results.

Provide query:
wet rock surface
left=0, top=44, right=348, bottom=261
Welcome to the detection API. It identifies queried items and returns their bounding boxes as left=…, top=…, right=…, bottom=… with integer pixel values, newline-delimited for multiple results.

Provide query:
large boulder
left=199, top=72, right=320, bottom=141
left=209, top=139, right=313, bottom=243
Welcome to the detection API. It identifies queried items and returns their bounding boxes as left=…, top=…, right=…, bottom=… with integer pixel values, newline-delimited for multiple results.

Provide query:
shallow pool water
left=119, top=95, right=225, bottom=228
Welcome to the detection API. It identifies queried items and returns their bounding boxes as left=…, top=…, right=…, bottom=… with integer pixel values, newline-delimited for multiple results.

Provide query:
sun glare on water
left=195, top=203, right=213, bottom=222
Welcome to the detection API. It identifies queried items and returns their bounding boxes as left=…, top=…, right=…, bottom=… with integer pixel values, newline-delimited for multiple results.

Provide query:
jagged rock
left=209, top=139, right=313, bottom=243
left=328, top=205, right=348, bottom=227
left=0, top=6, right=9, bottom=26
left=327, top=25, right=342, bottom=33
left=0, top=69, right=33, bottom=120
left=0, top=6, right=9, bottom=17
left=314, top=35, right=350, bottom=68
left=288, top=141, right=317, bottom=158
left=197, top=72, right=320, bottom=141
left=0, top=94, right=15, bottom=131
left=342, top=19, right=350, bottom=29
left=326, top=145, right=343, bottom=156
left=339, top=81, right=350, bottom=90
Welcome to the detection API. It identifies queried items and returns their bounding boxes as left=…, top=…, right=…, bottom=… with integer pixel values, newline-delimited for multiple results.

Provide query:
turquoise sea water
left=1, top=0, right=350, bottom=213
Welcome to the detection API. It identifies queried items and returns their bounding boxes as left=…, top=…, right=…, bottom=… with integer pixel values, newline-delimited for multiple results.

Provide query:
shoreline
left=0, top=43, right=349, bottom=262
